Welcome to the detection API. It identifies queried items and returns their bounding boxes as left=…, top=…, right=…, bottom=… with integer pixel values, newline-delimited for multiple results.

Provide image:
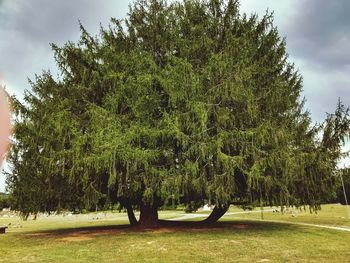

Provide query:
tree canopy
left=7, top=0, right=350, bottom=226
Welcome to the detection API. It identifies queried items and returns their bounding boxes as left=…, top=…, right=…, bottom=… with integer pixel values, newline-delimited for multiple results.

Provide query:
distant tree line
left=0, top=193, right=10, bottom=210
left=330, top=169, right=350, bottom=205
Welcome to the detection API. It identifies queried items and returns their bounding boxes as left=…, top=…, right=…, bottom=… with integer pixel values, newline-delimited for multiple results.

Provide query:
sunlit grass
left=0, top=204, right=349, bottom=262
left=223, top=203, right=350, bottom=227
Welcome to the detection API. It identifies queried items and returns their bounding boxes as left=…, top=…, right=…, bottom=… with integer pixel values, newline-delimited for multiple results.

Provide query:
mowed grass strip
left=0, top=205, right=349, bottom=263
left=223, top=204, right=350, bottom=227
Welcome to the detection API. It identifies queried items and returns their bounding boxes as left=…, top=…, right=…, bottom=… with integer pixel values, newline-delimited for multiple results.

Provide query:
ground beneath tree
left=21, top=207, right=350, bottom=243
left=24, top=221, right=252, bottom=242
left=23, top=217, right=350, bottom=244
left=2, top=205, right=349, bottom=262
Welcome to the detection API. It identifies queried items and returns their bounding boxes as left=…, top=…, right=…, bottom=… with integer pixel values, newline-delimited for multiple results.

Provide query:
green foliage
left=332, top=168, right=350, bottom=205
left=7, top=0, right=350, bottom=217
left=0, top=193, right=10, bottom=209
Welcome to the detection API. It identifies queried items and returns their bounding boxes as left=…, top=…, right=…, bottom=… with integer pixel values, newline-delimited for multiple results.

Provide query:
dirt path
left=169, top=213, right=208, bottom=221
left=234, top=217, right=350, bottom=232
left=170, top=209, right=275, bottom=221
left=170, top=210, right=350, bottom=232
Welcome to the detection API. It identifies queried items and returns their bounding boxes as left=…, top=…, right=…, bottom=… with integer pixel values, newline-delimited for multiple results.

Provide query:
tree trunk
left=202, top=205, right=229, bottom=223
left=125, top=203, right=138, bottom=226
left=138, top=203, right=159, bottom=227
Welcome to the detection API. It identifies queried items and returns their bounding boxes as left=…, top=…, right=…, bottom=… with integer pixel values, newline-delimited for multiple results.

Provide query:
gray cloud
left=0, top=0, right=131, bottom=191
left=2, top=0, right=129, bottom=45
left=239, top=0, right=350, bottom=122
left=300, top=65, right=350, bottom=121
left=286, top=0, right=350, bottom=70
left=0, top=0, right=131, bottom=98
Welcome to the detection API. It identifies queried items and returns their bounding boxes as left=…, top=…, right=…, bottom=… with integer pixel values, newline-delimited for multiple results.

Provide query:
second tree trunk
left=202, top=205, right=229, bottom=223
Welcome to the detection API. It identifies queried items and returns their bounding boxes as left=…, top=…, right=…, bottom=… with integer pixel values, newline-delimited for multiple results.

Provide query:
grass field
left=0, top=204, right=349, bottom=262
left=224, top=204, right=350, bottom=227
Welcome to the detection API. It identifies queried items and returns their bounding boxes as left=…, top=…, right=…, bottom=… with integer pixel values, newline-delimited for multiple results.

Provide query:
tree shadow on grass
left=23, top=220, right=293, bottom=241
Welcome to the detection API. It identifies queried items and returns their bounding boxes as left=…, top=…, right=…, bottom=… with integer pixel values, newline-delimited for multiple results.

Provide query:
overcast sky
left=1, top=0, right=350, bottom=192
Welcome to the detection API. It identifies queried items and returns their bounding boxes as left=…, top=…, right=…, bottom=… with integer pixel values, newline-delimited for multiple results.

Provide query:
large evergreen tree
left=7, top=0, right=350, bottom=227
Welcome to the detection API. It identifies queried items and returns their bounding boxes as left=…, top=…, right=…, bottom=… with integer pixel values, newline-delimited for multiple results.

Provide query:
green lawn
left=0, top=204, right=349, bottom=262
left=223, top=204, right=350, bottom=227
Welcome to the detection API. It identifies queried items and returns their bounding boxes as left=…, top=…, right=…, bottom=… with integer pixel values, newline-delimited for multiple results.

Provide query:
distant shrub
left=0, top=193, right=10, bottom=209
